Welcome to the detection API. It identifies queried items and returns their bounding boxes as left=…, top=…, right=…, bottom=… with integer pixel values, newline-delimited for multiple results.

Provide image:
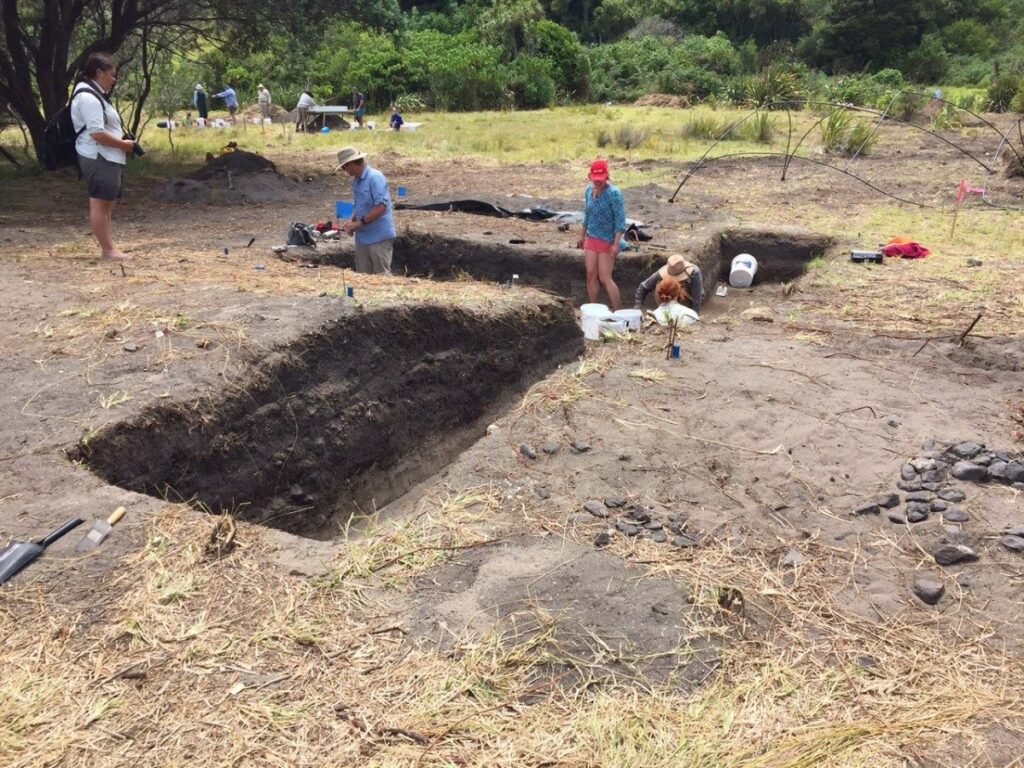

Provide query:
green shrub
left=903, top=34, right=949, bottom=85
left=844, top=121, right=878, bottom=156
left=870, top=69, right=904, bottom=88
left=824, top=75, right=876, bottom=106
left=596, top=125, right=648, bottom=149
left=1010, top=81, right=1024, bottom=114
left=820, top=109, right=852, bottom=153
left=884, top=91, right=928, bottom=120
left=988, top=74, right=1021, bottom=113
left=746, top=64, right=802, bottom=108
left=524, top=20, right=590, bottom=99
left=507, top=55, right=556, bottom=109
left=681, top=114, right=739, bottom=141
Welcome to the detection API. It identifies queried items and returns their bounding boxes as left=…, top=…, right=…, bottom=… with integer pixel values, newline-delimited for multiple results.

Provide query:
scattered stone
left=1015, top=482, right=1024, bottom=492
left=629, top=509, right=652, bottom=524
left=570, top=441, right=591, bottom=454
left=519, top=443, right=538, bottom=460
left=1000, top=535, right=1024, bottom=553
left=651, top=602, right=670, bottom=615
left=951, top=461, right=987, bottom=482
left=930, top=499, right=948, bottom=512
left=649, top=530, right=668, bottom=544
left=887, top=511, right=906, bottom=524
left=966, top=257, right=983, bottom=268
left=900, top=464, right=917, bottom=481
left=956, top=573, right=972, bottom=587
left=1004, top=526, right=1024, bottom=537
left=913, top=578, right=945, bottom=605
left=897, top=479, right=924, bottom=492
left=887, top=419, right=900, bottom=428
left=905, top=491, right=934, bottom=503
left=938, top=487, right=966, bottom=503
left=289, top=485, right=305, bottom=501
left=618, top=454, right=631, bottom=461
left=584, top=500, right=609, bottom=518
left=933, top=545, right=979, bottom=566
left=122, top=342, right=139, bottom=353
left=987, top=461, right=1008, bottom=480
left=604, top=496, right=626, bottom=509
left=853, top=502, right=880, bottom=516
left=615, top=522, right=641, bottom=537
left=942, top=508, right=969, bottom=523
left=906, top=505, right=929, bottom=523
left=741, top=305, right=774, bottom=322
left=920, top=469, right=946, bottom=484
left=644, top=520, right=663, bottom=530
left=949, top=441, right=984, bottom=459
left=672, top=534, right=700, bottom=548
left=540, top=443, right=560, bottom=456
left=1006, top=462, right=1024, bottom=484
left=569, top=514, right=593, bottom=525
left=943, top=525, right=965, bottom=539
left=876, top=493, right=900, bottom=509
left=910, top=458, right=936, bottom=472
left=973, top=453, right=993, bottom=466
left=594, top=531, right=611, bottom=548
left=921, top=482, right=942, bottom=492
left=535, top=487, right=551, bottom=500
left=781, top=549, right=806, bottom=568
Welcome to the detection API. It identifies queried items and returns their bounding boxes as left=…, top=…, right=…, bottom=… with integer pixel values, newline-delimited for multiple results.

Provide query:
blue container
left=336, top=201, right=353, bottom=219
left=671, top=343, right=681, bottom=359
left=346, top=286, right=354, bottom=298
left=320, top=126, right=330, bottom=134
left=397, top=186, right=407, bottom=198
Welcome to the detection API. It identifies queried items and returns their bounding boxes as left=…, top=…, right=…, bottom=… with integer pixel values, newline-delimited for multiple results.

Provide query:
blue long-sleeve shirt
left=583, top=183, right=626, bottom=244
left=213, top=87, right=238, bottom=109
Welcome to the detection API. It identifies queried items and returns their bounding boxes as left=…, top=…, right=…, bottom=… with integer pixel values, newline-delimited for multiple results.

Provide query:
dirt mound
left=634, top=93, right=690, bottom=109
left=190, top=150, right=277, bottom=180
left=152, top=150, right=307, bottom=205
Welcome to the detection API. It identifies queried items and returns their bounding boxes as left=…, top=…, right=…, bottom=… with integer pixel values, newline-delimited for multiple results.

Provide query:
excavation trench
left=77, top=226, right=826, bottom=539
left=75, top=301, right=582, bottom=538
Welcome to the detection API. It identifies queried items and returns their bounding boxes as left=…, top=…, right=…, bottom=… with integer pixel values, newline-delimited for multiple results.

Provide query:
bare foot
left=102, top=251, right=131, bottom=261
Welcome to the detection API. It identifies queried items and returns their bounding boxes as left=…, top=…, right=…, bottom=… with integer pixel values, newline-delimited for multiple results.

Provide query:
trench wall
left=75, top=301, right=583, bottom=537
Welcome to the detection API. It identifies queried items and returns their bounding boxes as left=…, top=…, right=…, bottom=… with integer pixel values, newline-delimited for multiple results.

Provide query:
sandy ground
left=2, top=122, right=1024, bottom=766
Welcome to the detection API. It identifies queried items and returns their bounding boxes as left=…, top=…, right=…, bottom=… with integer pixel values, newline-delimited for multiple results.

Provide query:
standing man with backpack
left=193, top=84, right=209, bottom=123
left=71, top=53, right=137, bottom=261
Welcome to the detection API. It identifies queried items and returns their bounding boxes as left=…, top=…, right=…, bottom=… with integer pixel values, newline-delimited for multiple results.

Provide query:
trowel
left=75, top=506, right=127, bottom=553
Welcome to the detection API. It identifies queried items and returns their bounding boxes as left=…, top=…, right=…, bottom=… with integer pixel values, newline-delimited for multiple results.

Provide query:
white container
left=729, top=253, right=758, bottom=288
left=580, top=303, right=610, bottom=341
left=613, top=308, right=642, bottom=331
left=598, top=318, right=627, bottom=337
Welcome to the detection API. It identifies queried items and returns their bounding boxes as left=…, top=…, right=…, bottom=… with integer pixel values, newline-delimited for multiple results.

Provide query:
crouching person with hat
left=338, top=147, right=396, bottom=274
left=634, top=254, right=704, bottom=313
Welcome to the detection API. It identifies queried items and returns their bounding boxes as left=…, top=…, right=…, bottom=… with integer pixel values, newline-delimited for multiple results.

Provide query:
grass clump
left=820, top=109, right=877, bottom=157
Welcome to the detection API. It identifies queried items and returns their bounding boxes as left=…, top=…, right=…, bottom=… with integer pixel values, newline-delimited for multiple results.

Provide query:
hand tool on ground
left=75, top=506, right=127, bottom=553
left=0, top=517, right=84, bottom=585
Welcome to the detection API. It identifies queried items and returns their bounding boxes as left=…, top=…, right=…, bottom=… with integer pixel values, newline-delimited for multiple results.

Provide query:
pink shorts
left=584, top=236, right=615, bottom=253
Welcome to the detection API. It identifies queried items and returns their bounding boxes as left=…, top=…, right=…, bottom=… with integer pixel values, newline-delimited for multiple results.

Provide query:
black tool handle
left=37, top=518, right=84, bottom=548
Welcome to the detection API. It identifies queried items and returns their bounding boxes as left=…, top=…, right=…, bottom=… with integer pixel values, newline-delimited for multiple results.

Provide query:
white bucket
left=581, top=303, right=610, bottom=341
left=598, top=318, right=627, bottom=337
left=613, top=308, right=642, bottom=331
left=729, top=253, right=758, bottom=288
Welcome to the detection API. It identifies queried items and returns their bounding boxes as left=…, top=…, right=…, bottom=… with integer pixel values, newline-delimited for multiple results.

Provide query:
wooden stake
left=957, top=311, right=984, bottom=346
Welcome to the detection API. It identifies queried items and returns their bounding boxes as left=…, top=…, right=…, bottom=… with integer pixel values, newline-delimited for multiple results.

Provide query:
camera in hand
left=123, top=131, right=145, bottom=157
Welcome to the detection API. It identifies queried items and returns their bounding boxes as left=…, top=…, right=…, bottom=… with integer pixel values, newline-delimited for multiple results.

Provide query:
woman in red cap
left=578, top=158, right=625, bottom=309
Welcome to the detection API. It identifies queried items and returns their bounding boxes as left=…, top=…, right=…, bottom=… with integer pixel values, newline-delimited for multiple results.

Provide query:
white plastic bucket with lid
left=598, top=318, right=627, bottom=337
left=613, top=308, right=642, bottom=331
left=580, top=303, right=610, bottom=341
left=729, top=253, right=758, bottom=288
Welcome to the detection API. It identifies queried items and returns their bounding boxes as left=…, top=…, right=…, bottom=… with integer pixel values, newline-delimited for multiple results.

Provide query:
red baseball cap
left=589, top=159, right=609, bottom=182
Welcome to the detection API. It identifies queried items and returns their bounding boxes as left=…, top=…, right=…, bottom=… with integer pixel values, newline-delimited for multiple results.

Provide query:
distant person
left=257, top=83, right=272, bottom=120
left=213, top=84, right=238, bottom=123
left=351, top=89, right=366, bottom=128
left=653, top=278, right=699, bottom=327
left=193, top=83, right=208, bottom=121
left=577, top=158, right=625, bottom=310
left=634, top=254, right=704, bottom=312
left=296, top=90, right=316, bottom=131
left=71, top=52, right=138, bottom=261
left=389, top=106, right=404, bottom=131
left=182, top=112, right=193, bottom=127
left=337, top=146, right=396, bottom=274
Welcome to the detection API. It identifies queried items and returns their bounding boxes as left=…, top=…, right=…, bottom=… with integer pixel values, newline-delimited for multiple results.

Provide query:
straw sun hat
left=658, top=254, right=696, bottom=282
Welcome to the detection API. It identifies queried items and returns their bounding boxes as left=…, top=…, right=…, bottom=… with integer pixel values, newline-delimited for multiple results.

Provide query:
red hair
left=656, top=277, right=688, bottom=303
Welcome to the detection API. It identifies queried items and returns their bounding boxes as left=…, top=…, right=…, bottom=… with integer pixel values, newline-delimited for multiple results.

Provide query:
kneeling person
left=635, top=254, right=703, bottom=312
left=338, top=147, right=396, bottom=274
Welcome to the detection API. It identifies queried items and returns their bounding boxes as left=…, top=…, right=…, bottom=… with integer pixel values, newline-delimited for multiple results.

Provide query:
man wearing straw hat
left=633, top=254, right=704, bottom=312
left=338, top=146, right=396, bottom=274
left=257, top=84, right=272, bottom=120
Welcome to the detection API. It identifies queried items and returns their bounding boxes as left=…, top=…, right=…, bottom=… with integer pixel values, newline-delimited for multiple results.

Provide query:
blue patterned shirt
left=583, top=183, right=626, bottom=244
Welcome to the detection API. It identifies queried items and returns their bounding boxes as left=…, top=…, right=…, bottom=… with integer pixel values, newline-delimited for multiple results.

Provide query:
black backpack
left=40, top=84, right=108, bottom=171
left=286, top=223, right=317, bottom=247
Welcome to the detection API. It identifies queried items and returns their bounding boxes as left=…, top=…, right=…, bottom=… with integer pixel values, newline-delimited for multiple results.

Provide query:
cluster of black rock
left=576, top=498, right=701, bottom=549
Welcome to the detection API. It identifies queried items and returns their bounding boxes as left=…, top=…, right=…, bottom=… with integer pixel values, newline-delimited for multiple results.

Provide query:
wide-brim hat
left=335, top=146, right=366, bottom=170
left=658, top=254, right=695, bottom=281
left=589, top=158, right=609, bottom=182
left=257, top=83, right=265, bottom=89
left=196, top=83, right=204, bottom=90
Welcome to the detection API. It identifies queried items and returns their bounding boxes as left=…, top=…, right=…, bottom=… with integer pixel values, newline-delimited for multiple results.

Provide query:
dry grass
left=2, top=505, right=1021, bottom=767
